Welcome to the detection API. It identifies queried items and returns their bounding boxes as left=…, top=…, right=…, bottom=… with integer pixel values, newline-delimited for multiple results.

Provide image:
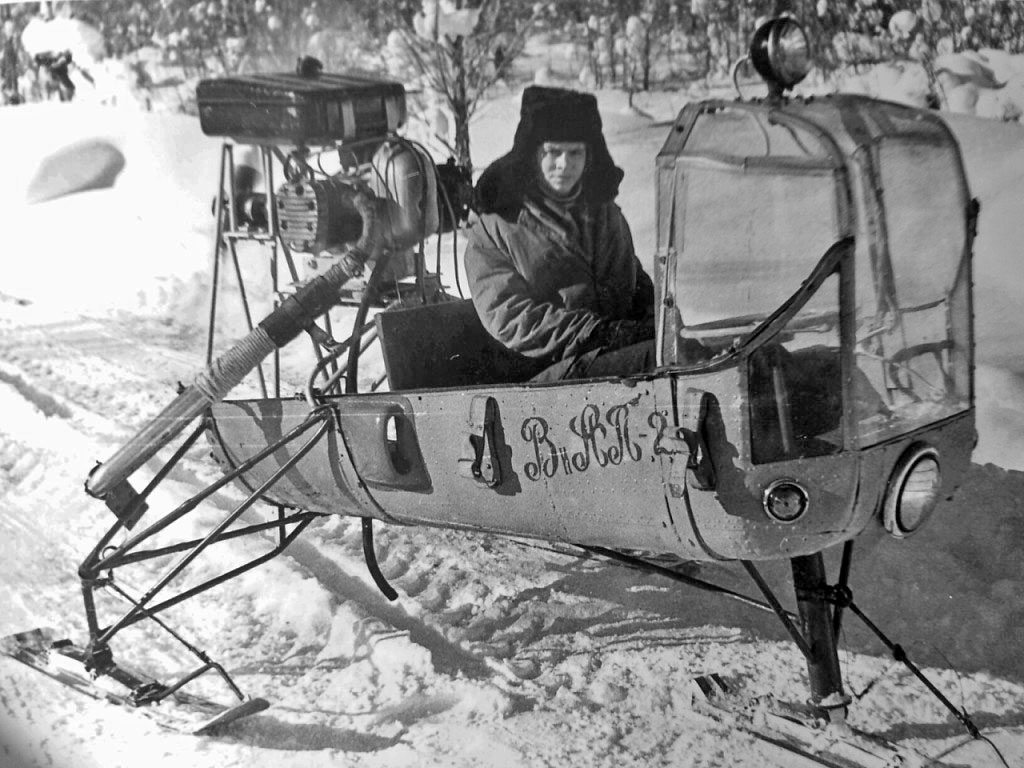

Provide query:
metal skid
left=77, top=408, right=331, bottom=705
left=594, top=542, right=985, bottom=743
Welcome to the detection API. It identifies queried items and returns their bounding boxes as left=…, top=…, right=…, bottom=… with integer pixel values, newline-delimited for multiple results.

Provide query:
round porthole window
left=763, top=479, right=809, bottom=524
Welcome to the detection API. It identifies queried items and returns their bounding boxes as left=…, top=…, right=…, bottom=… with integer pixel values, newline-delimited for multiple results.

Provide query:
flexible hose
left=86, top=186, right=383, bottom=499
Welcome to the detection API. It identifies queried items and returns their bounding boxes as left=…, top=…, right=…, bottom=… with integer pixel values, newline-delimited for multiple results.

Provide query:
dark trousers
left=531, top=341, right=656, bottom=383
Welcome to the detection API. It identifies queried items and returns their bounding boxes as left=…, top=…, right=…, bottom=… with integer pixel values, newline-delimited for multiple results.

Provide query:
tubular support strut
left=362, top=518, right=398, bottom=601
left=82, top=410, right=332, bottom=644
left=742, top=552, right=983, bottom=740
left=77, top=407, right=333, bottom=706
left=586, top=546, right=800, bottom=619
left=743, top=556, right=849, bottom=713
left=824, top=583, right=983, bottom=739
left=790, top=554, right=849, bottom=709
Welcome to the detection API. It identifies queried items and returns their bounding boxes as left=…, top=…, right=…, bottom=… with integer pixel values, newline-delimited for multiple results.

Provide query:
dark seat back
left=375, top=299, right=543, bottom=391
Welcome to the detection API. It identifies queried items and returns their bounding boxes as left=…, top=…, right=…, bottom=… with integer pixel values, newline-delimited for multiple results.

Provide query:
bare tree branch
left=385, top=1, right=537, bottom=168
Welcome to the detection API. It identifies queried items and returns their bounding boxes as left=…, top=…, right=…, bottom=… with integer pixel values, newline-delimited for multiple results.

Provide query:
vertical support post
left=82, top=580, right=101, bottom=639
left=228, top=236, right=268, bottom=398
left=791, top=553, right=849, bottom=715
left=832, top=540, right=854, bottom=643
left=206, top=143, right=230, bottom=365
left=261, top=145, right=281, bottom=398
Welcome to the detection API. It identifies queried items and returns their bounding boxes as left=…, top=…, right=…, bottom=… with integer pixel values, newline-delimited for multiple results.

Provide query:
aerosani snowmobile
left=4, top=17, right=986, bottom=763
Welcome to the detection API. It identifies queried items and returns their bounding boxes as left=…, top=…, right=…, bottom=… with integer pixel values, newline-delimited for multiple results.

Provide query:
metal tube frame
left=207, top=142, right=349, bottom=403
left=77, top=406, right=334, bottom=698
left=77, top=135, right=451, bottom=704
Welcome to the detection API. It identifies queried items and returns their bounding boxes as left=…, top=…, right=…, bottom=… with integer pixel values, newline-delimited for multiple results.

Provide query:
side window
left=661, top=161, right=843, bottom=366
left=748, top=271, right=849, bottom=464
left=854, top=139, right=971, bottom=445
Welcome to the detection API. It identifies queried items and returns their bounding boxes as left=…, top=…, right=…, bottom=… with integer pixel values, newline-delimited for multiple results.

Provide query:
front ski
left=688, top=673, right=949, bottom=768
left=193, top=696, right=271, bottom=734
left=2, top=627, right=268, bottom=735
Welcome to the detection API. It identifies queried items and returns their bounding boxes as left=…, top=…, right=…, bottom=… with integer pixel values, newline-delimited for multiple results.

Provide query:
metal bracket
left=94, top=478, right=149, bottom=530
left=655, top=428, right=692, bottom=498
left=678, top=388, right=716, bottom=491
left=458, top=395, right=502, bottom=488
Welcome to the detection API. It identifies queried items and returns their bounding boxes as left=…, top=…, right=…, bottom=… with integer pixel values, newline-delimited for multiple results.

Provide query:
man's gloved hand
left=587, top=318, right=656, bottom=353
left=584, top=321, right=713, bottom=364
left=677, top=336, right=713, bottom=365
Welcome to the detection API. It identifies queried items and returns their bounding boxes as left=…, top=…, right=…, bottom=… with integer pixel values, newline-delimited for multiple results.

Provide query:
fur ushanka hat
left=474, top=86, right=624, bottom=218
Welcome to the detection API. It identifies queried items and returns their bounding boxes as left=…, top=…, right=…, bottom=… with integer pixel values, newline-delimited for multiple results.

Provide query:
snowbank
left=0, top=104, right=221, bottom=320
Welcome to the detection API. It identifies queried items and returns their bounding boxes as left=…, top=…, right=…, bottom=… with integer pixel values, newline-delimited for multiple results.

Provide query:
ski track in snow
left=2, top=313, right=1023, bottom=767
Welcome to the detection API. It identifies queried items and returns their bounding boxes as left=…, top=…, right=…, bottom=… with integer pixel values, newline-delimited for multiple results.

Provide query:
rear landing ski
left=689, top=673, right=949, bottom=768
left=2, top=628, right=268, bottom=735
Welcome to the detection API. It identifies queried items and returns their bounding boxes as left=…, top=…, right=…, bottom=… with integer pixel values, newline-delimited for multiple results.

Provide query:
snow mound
left=26, top=138, right=125, bottom=203
left=1, top=104, right=221, bottom=321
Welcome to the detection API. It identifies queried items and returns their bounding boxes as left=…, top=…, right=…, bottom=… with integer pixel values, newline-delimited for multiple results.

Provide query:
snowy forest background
left=4, top=0, right=1024, bottom=166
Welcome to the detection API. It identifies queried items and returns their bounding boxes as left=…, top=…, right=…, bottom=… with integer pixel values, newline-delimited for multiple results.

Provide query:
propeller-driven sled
left=3, top=18, right=989, bottom=760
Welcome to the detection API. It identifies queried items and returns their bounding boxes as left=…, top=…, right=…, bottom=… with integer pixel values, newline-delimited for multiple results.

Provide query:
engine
left=196, top=57, right=473, bottom=280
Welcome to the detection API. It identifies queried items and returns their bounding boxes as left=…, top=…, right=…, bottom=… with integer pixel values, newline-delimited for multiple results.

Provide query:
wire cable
left=435, top=172, right=465, bottom=298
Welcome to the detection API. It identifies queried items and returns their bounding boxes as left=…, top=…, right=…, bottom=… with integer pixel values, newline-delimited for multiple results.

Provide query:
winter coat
left=465, top=194, right=655, bottom=366
left=464, top=85, right=655, bottom=370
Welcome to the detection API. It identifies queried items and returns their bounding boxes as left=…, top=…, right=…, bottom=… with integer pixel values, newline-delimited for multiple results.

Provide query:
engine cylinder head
left=276, top=177, right=363, bottom=253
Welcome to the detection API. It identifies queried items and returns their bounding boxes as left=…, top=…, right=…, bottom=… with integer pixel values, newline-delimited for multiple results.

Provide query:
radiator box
left=196, top=71, right=406, bottom=145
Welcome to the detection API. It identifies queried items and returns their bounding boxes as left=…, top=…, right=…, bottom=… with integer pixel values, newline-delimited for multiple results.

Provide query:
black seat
left=375, top=299, right=543, bottom=391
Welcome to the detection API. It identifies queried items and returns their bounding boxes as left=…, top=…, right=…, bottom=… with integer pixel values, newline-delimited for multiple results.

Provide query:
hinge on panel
left=678, top=388, right=716, bottom=491
left=458, top=395, right=502, bottom=488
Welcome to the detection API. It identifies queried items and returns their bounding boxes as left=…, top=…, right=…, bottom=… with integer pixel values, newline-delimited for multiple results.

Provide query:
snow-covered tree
left=75, top=0, right=386, bottom=76
left=386, top=0, right=539, bottom=169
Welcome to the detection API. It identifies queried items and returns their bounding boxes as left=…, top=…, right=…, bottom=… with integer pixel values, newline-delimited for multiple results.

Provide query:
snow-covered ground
left=2, top=58, right=1024, bottom=768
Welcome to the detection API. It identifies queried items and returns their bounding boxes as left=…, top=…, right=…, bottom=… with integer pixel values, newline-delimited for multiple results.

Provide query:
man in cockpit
left=465, top=85, right=678, bottom=382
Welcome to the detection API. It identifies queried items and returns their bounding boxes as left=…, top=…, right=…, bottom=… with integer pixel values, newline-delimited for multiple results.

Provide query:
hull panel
left=208, top=384, right=975, bottom=561
left=210, top=379, right=707, bottom=557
